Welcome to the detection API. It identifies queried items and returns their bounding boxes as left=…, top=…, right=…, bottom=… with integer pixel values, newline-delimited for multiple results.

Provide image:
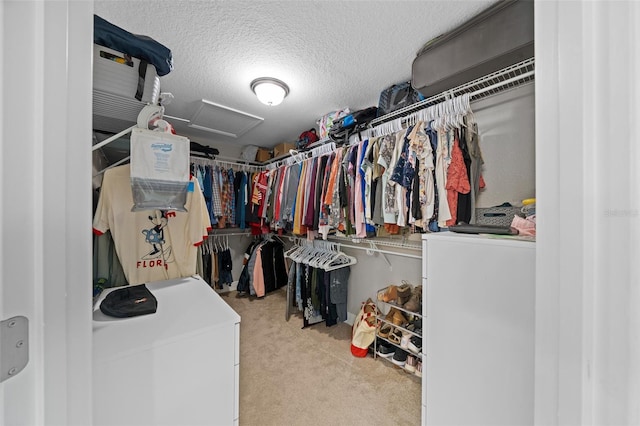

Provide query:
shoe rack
left=373, top=285, right=423, bottom=379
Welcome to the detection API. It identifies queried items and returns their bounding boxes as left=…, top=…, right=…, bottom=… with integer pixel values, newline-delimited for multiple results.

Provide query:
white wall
left=474, top=83, right=536, bottom=207
left=343, top=246, right=422, bottom=320
left=211, top=139, right=245, bottom=159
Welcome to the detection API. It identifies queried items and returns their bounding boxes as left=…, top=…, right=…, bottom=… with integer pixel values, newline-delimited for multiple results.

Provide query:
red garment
left=252, top=171, right=269, bottom=218
left=445, top=138, right=471, bottom=226
left=384, top=223, right=400, bottom=235
left=273, top=166, right=287, bottom=221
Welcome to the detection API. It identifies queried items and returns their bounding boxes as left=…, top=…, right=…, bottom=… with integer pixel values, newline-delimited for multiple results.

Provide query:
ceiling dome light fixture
left=250, top=77, right=290, bottom=106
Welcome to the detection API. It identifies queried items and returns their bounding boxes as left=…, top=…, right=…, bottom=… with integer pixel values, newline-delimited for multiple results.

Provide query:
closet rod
left=95, top=154, right=261, bottom=178
left=191, top=156, right=263, bottom=172
left=334, top=241, right=422, bottom=259
left=285, top=235, right=420, bottom=259
left=369, top=57, right=535, bottom=127
left=266, top=141, right=337, bottom=169
left=327, top=235, right=422, bottom=251
left=467, top=70, right=534, bottom=99
left=208, top=231, right=251, bottom=237
left=213, top=154, right=263, bottom=167
left=260, top=58, right=535, bottom=166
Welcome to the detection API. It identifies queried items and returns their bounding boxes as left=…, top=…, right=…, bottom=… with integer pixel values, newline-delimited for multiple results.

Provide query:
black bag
left=94, top=15, right=173, bottom=77
left=377, top=81, right=424, bottom=117
left=100, top=284, right=158, bottom=318
left=190, top=141, right=220, bottom=159
left=328, top=106, right=378, bottom=144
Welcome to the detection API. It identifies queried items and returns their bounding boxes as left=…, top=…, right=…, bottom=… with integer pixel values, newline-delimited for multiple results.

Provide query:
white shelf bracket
left=369, top=241, right=392, bottom=270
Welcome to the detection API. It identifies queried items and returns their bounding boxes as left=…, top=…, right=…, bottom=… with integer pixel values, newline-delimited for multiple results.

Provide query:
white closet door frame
left=0, top=1, right=93, bottom=424
left=536, top=1, right=640, bottom=425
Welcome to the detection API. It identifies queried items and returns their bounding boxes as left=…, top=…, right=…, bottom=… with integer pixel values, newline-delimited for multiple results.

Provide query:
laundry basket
left=475, top=205, right=523, bottom=227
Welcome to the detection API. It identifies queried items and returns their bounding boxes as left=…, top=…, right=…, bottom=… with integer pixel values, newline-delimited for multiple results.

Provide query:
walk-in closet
left=90, top=0, right=537, bottom=419
left=2, top=1, right=638, bottom=426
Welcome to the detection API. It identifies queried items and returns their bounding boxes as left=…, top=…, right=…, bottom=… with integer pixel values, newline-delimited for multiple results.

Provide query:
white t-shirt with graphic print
left=93, top=164, right=211, bottom=285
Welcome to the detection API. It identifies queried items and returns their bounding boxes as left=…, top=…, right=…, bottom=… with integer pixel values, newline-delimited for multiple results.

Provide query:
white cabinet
left=93, top=276, right=241, bottom=426
left=422, top=233, right=535, bottom=426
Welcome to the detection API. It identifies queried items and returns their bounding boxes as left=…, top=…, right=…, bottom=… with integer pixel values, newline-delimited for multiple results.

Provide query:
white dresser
left=93, top=276, right=241, bottom=426
left=422, top=233, right=535, bottom=426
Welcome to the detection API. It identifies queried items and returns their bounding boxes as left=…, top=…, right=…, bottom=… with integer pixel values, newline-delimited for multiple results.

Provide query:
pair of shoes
left=385, top=307, right=407, bottom=327
left=415, top=358, right=423, bottom=378
left=408, top=335, right=422, bottom=355
left=376, top=339, right=395, bottom=358
left=392, top=348, right=408, bottom=367
left=378, top=322, right=393, bottom=338
left=396, top=282, right=412, bottom=306
left=400, top=331, right=412, bottom=349
left=405, top=354, right=417, bottom=373
left=377, top=285, right=397, bottom=303
left=388, top=328, right=403, bottom=345
left=406, top=321, right=421, bottom=334
left=413, top=317, right=422, bottom=331
left=403, top=285, right=422, bottom=312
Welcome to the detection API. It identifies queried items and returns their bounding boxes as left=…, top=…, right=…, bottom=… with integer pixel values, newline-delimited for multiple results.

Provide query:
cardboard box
left=255, top=148, right=272, bottom=162
left=273, top=142, right=296, bottom=158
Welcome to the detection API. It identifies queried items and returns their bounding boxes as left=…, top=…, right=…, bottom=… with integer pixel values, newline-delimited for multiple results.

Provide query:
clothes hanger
left=284, top=245, right=297, bottom=258
left=319, top=246, right=341, bottom=269
left=284, top=241, right=301, bottom=259
left=324, top=252, right=357, bottom=272
left=296, top=245, right=312, bottom=263
left=308, top=248, right=328, bottom=268
left=289, top=243, right=310, bottom=262
left=300, top=244, right=320, bottom=265
left=202, top=236, right=210, bottom=255
left=290, top=244, right=306, bottom=263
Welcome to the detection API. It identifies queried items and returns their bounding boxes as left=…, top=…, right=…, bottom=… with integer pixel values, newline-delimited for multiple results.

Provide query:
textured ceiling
left=94, top=0, right=497, bottom=154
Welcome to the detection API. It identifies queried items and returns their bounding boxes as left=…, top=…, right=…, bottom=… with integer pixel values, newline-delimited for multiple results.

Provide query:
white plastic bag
left=130, top=128, right=190, bottom=212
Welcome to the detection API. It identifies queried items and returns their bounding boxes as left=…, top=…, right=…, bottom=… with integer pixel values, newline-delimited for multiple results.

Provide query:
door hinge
left=1, top=316, right=29, bottom=383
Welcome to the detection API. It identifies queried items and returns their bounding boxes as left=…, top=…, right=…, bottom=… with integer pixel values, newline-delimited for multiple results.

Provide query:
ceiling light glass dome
left=250, top=77, right=290, bottom=106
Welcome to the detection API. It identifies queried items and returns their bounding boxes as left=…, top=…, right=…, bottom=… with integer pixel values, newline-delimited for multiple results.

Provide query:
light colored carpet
left=219, top=288, right=422, bottom=426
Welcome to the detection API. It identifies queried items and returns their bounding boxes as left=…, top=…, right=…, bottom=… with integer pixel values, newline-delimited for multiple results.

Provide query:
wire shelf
left=369, top=57, right=535, bottom=127
left=327, top=234, right=422, bottom=251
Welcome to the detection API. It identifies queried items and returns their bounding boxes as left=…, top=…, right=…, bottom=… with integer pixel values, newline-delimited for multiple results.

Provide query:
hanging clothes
left=435, top=128, right=453, bottom=228
left=456, top=128, right=473, bottom=224
left=235, top=171, right=247, bottom=229
left=283, top=163, right=301, bottom=226
left=227, top=169, right=236, bottom=227
left=445, top=134, right=471, bottom=227
left=466, top=119, right=486, bottom=224
left=425, top=122, right=441, bottom=232
left=217, top=246, right=233, bottom=286
left=232, top=97, right=485, bottom=237
left=293, top=161, right=309, bottom=235
left=236, top=237, right=287, bottom=298
left=288, top=260, right=351, bottom=328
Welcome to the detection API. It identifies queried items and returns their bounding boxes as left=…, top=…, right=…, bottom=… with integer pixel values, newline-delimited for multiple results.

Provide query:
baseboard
left=345, top=312, right=356, bottom=326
